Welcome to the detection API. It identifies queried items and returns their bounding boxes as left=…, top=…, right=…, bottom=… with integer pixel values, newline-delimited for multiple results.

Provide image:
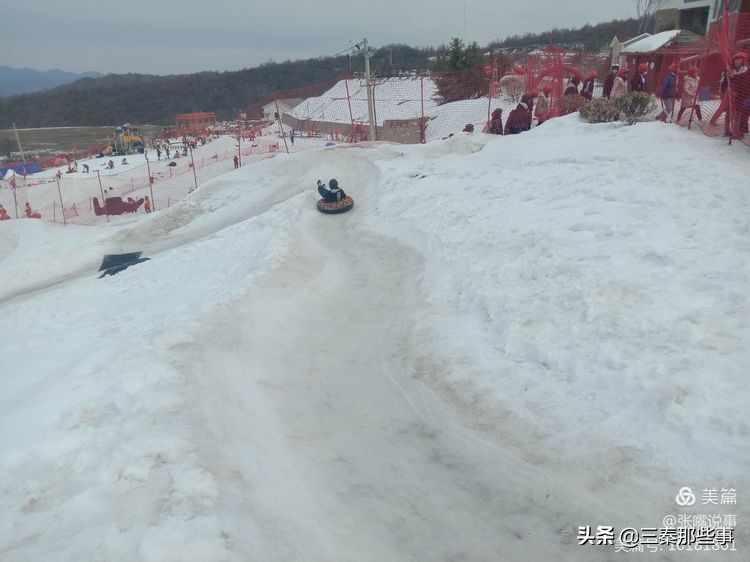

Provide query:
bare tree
left=635, top=0, right=669, bottom=33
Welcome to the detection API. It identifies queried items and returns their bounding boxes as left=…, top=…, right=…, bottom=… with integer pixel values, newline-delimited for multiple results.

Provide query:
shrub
left=612, top=92, right=657, bottom=125
left=561, top=94, right=586, bottom=115
left=580, top=98, right=618, bottom=123
left=499, top=75, right=525, bottom=103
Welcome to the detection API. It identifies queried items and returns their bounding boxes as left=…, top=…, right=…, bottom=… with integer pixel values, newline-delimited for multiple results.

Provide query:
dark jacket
left=729, top=65, right=750, bottom=105
left=489, top=108, right=504, bottom=135
left=660, top=72, right=677, bottom=99
left=582, top=78, right=595, bottom=100
left=603, top=71, right=617, bottom=98
left=504, top=104, right=531, bottom=135
left=318, top=183, right=347, bottom=203
left=631, top=73, right=647, bottom=93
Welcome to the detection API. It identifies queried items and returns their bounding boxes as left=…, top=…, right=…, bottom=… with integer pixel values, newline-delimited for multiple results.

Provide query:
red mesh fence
left=629, top=11, right=750, bottom=145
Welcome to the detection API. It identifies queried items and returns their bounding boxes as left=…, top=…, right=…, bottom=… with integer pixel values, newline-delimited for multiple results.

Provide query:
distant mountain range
left=0, top=65, right=103, bottom=97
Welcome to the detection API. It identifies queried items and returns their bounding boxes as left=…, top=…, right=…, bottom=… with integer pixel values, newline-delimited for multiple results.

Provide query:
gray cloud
left=1, top=0, right=636, bottom=75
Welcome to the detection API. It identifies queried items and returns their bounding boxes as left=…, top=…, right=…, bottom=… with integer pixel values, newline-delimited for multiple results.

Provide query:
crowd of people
left=466, top=51, right=750, bottom=140
left=151, top=134, right=211, bottom=162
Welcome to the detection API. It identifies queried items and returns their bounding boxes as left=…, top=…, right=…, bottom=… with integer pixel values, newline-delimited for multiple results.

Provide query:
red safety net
left=642, top=11, right=750, bottom=144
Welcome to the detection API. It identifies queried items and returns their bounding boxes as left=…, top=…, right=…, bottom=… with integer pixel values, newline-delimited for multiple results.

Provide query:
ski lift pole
left=189, top=146, right=199, bottom=191
left=344, top=79, right=356, bottom=142
left=56, top=176, right=67, bottom=226
left=237, top=118, right=242, bottom=167
left=12, top=123, right=26, bottom=165
left=11, top=176, right=19, bottom=219
left=362, top=38, right=376, bottom=141
left=96, top=170, right=109, bottom=222
left=421, top=74, right=426, bottom=143
left=274, top=98, right=289, bottom=154
left=146, top=156, right=156, bottom=211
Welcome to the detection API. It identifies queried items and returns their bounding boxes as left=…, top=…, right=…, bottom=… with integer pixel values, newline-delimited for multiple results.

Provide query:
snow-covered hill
left=1, top=117, right=748, bottom=561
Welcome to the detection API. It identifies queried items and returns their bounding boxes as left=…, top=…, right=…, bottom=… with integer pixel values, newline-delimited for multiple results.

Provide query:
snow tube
left=93, top=196, right=144, bottom=216
left=317, top=197, right=354, bottom=214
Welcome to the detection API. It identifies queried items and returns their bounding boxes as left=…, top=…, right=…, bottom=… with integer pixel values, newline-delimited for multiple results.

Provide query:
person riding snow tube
left=316, top=179, right=354, bottom=214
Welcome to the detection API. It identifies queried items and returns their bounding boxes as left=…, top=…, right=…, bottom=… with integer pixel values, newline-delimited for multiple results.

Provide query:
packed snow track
left=1, top=119, right=748, bottom=561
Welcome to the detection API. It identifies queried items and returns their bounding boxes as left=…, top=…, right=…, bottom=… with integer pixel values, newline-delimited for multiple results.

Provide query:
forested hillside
left=0, top=18, right=638, bottom=128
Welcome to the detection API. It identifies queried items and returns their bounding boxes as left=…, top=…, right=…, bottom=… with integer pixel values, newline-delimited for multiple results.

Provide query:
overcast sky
left=2, top=0, right=636, bottom=75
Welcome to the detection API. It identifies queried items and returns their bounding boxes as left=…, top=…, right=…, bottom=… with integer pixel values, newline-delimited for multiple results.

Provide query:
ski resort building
left=655, top=0, right=750, bottom=35
left=176, top=112, right=217, bottom=134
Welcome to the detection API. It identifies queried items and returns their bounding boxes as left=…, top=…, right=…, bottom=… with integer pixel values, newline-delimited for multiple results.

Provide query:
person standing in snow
left=233, top=155, right=239, bottom=169
left=290, top=129, right=295, bottom=145
left=603, top=65, right=619, bottom=98
left=156, top=146, right=162, bottom=161
left=504, top=95, right=533, bottom=135
left=677, top=66, right=702, bottom=123
left=657, top=64, right=678, bottom=122
left=535, top=85, right=552, bottom=125
left=317, top=179, right=347, bottom=203
left=728, top=51, right=750, bottom=138
left=144, top=196, right=152, bottom=213
left=0, top=205, right=10, bottom=220
left=712, top=70, right=732, bottom=137
left=610, top=68, right=629, bottom=99
left=631, top=63, right=649, bottom=93
left=564, top=77, right=581, bottom=97
left=488, top=108, right=504, bottom=135
left=582, top=71, right=597, bottom=100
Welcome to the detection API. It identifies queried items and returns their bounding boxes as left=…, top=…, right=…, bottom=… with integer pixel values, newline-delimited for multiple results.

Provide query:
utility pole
left=12, top=123, right=26, bottom=164
left=96, top=170, right=109, bottom=222
left=361, top=38, right=377, bottom=142
left=463, top=0, right=466, bottom=40
left=189, top=146, right=198, bottom=192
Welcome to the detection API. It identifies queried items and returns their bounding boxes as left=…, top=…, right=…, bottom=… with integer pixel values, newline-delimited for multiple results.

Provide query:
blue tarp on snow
left=0, top=162, right=42, bottom=178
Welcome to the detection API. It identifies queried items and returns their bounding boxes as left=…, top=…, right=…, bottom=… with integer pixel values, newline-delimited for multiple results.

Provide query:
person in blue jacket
left=658, top=64, right=678, bottom=122
left=317, top=179, right=347, bottom=203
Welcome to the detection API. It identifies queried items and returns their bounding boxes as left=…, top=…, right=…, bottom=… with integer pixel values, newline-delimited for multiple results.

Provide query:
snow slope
left=291, top=77, right=438, bottom=126
left=0, top=117, right=748, bottom=561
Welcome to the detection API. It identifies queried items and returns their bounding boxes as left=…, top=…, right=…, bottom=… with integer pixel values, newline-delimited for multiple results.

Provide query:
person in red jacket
left=24, top=202, right=41, bottom=219
left=504, top=95, right=533, bottom=135
left=0, top=205, right=10, bottom=220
